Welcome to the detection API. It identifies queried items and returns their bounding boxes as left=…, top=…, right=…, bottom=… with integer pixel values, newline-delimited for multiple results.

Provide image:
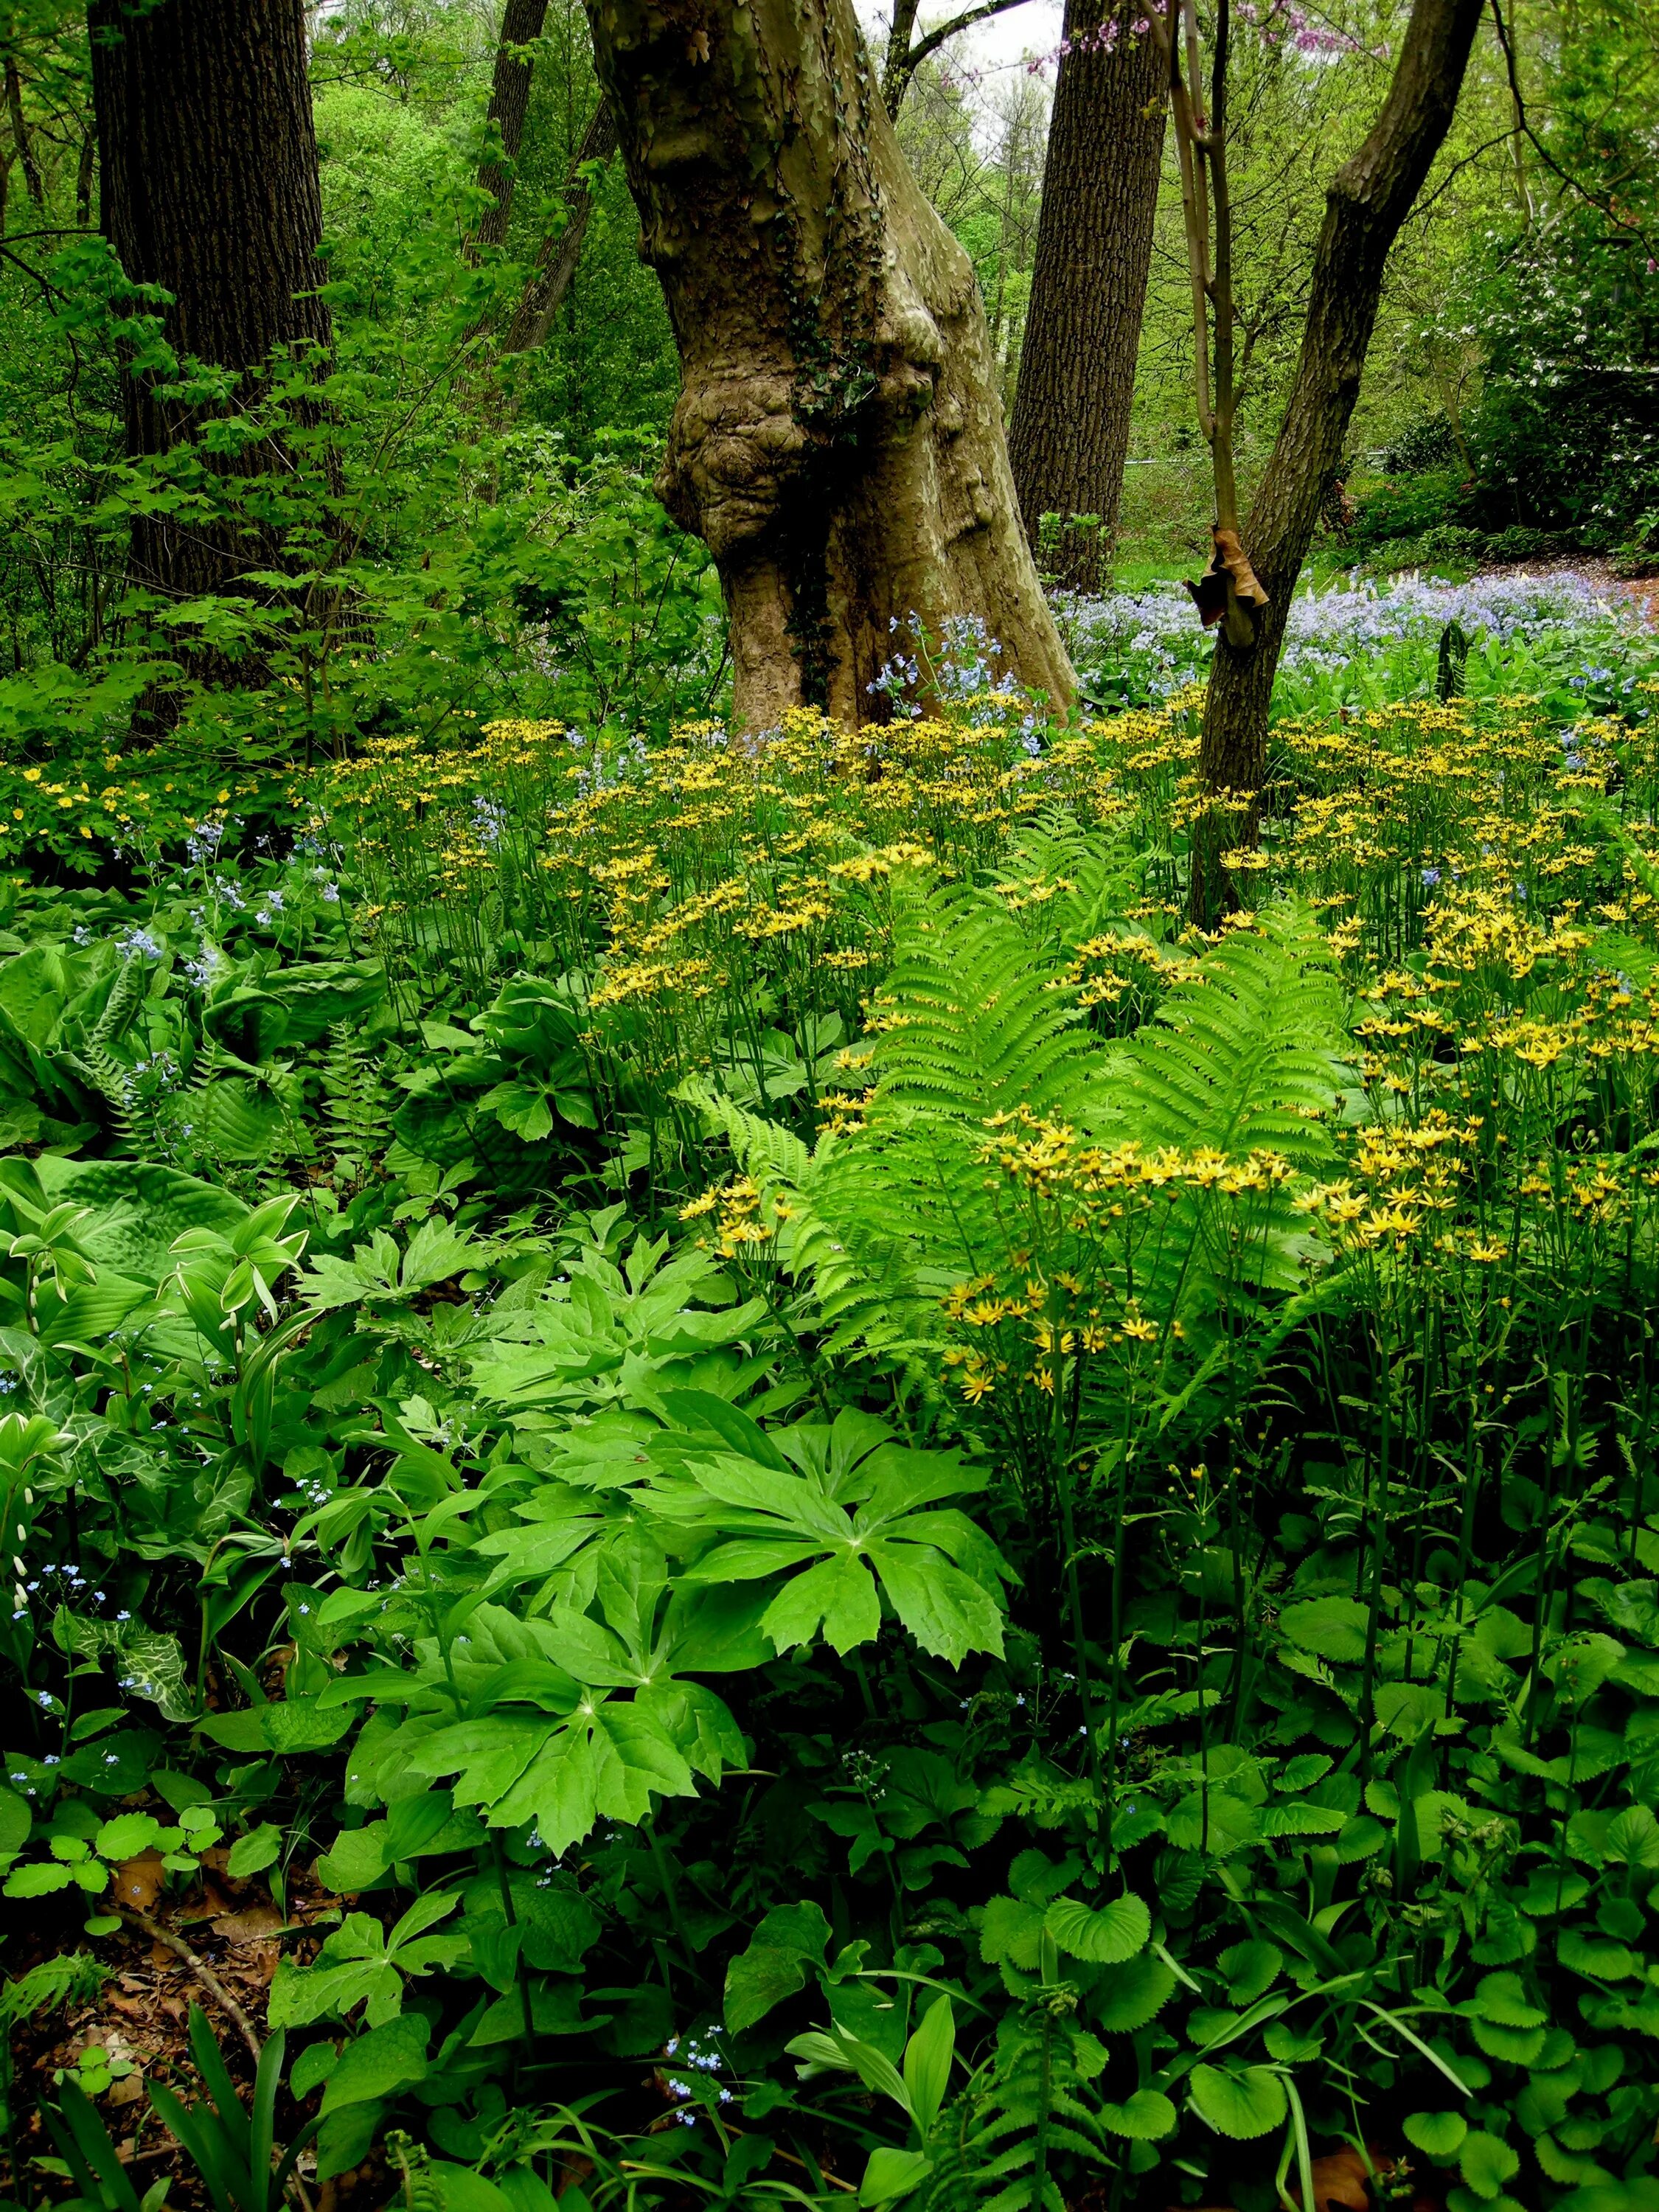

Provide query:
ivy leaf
left=1043, top=1892, right=1150, bottom=1965
left=1188, top=2063, right=1287, bottom=2140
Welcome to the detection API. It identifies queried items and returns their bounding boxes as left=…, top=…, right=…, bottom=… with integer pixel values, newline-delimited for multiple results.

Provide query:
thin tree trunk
left=4, top=58, right=42, bottom=209
left=501, top=95, right=617, bottom=353
left=473, top=0, right=550, bottom=254
left=583, top=0, right=1074, bottom=731
left=75, top=123, right=94, bottom=228
left=88, top=0, right=333, bottom=619
left=1007, top=2, right=1164, bottom=593
left=1199, top=0, right=1484, bottom=807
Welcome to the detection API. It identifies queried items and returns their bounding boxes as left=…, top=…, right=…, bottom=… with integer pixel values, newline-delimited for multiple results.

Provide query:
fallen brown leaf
left=112, top=1852, right=165, bottom=1912
left=212, top=1905, right=283, bottom=1946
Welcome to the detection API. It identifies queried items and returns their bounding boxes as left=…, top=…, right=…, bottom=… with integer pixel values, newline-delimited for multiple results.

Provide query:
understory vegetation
left=5, top=621, right=1659, bottom=2212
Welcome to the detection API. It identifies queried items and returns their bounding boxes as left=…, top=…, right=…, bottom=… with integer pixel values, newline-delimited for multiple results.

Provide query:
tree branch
left=1486, top=0, right=1658, bottom=262
left=882, top=0, right=1033, bottom=116
left=117, top=1903, right=263, bottom=2063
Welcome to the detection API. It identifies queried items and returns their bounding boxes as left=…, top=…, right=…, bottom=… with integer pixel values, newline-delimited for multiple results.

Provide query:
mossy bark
left=583, top=0, right=1074, bottom=730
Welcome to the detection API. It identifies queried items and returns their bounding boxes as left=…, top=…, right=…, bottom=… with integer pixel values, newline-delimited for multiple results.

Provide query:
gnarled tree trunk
left=1199, top=0, right=1484, bottom=801
left=89, top=0, right=333, bottom=614
left=1007, top=2, right=1165, bottom=594
left=582, top=0, right=1074, bottom=730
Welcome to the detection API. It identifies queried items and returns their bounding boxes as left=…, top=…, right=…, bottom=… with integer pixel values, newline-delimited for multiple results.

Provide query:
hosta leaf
left=1043, top=1891, right=1150, bottom=1964
left=1188, top=2063, right=1287, bottom=2140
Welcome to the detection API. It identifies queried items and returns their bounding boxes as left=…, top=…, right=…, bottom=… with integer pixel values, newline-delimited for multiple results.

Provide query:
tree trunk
left=502, top=96, right=618, bottom=353
left=473, top=0, right=550, bottom=255
left=1007, top=4, right=1164, bottom=594
left=582, top=0, right=1074, bottom=731
left=88, top=0, right=333, bottom=613
left=4, top=58, right=43, bottom=209
left=1199, top=0, right=1484, bottom=801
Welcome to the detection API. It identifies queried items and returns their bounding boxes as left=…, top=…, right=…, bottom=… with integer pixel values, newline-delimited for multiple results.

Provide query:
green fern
left=321, top=1020, right=393, bottom=1178
left=1087, top=901, right=1351, bottom=1164
left=919, top=2000, right=1109, bottom=2212
left=868, top=876, right=1096, bottom=1124
left=993, top=808, right=1146, bottom=967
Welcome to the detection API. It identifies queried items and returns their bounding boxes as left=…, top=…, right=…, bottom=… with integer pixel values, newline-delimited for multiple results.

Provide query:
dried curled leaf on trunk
left=1184, top=525, right=1270, bottom=630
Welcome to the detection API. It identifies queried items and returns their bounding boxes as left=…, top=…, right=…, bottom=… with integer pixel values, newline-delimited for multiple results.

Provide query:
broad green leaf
left=902, top=1995, right=953, bottom=2134
left=858, top=2149, right=932, bottom=2206
left=1220, top=1940, right=1283, bottom=2006
left=1043, top=1892, right=1150, bottom=1965
left=226, top=1824, right=282, bottom=1878
left=1188, top=2063, right=1287, bottom=2140
left=93, top=1813, right=162, bottom=1862
left=1093, top=1952, right=1178, bottom=2033
left=1278, top=1596, right=1369, bottom=1663
left=1099, top=2090, right=1176, bottom=2140
left=725, top=1944, right=809, bottom=2032
left=1404, top=2111, right=1467, bottom=2160
left=320, top=2013, right=431, bottom=2112
left=1458, top=2130, right=1520, bottom=2198
left=2, top=1861, right=72, bottom=1897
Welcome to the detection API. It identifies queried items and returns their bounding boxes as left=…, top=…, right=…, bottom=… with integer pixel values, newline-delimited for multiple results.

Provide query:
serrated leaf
left=1099, top=2089, right=1176, bottom=2140
left=1405, top=2110, right=1467, bottom=2160
left=1188, top=2063, right=1287, bottom=2140
left=1458, top=2129, right=1520, bottom=2198
left=1043, top=1891, right=1149, bottom=1964
left=1278, top=1596, right=1369, bottom=1663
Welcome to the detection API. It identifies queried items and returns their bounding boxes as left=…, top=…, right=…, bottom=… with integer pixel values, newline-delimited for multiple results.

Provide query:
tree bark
left=4, top=58, right=43, bottom=209
left=1007, top=2, right=1164, bottom=593
left=1199, top=0, right=1484, bottom=801
left=583, top=0, right=1074, bottom=731
left=473, top=0, right=550, bottom=254
left=502, top=95, right=618, bottom=353
left=88, top=0, right=333, bottom=612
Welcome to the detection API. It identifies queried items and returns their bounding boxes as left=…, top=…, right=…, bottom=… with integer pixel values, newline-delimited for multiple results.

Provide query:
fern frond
left=1090, top=900, right=1350, bottom=1167
left=869, top=877, right=1097, bottom=1125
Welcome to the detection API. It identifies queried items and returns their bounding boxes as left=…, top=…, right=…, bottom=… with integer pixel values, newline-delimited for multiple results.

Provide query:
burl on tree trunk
left=582, top=0, right=1074, bottom=730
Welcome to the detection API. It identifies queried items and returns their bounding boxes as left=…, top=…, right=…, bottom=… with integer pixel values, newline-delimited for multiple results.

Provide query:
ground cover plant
left=4, top=602, right=1659, bottom=2212
left=1059, top=569, right=1659, bottom=720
